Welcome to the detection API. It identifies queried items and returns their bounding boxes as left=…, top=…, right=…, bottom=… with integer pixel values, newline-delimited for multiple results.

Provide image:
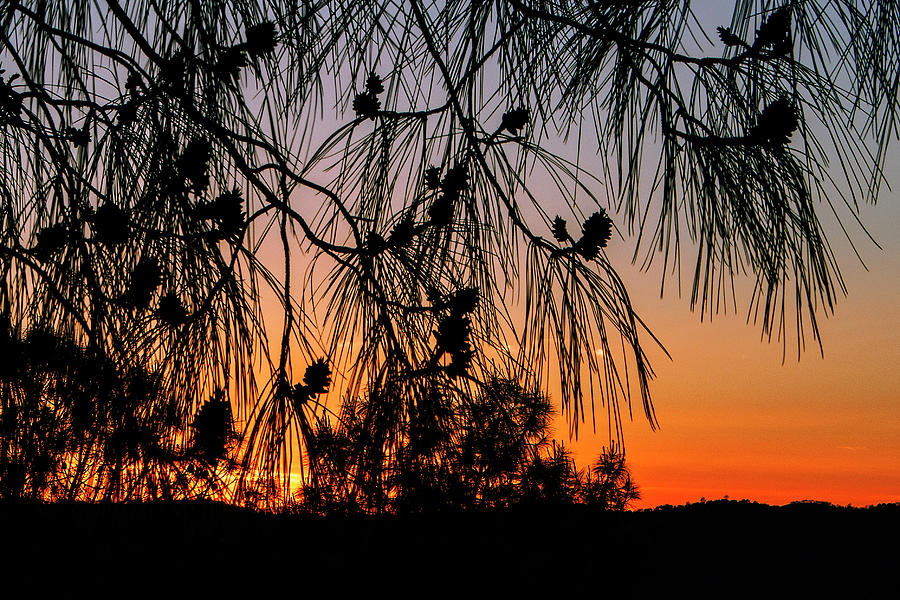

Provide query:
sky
left=547, top=1, right=900, bottom=509
left=254, top=2, right=900, bottom=509
left=3, top=0, right=894, bottom=511
left=564, top=151, right=900, bottom=508
left=314, top=2, right=900, bottom=509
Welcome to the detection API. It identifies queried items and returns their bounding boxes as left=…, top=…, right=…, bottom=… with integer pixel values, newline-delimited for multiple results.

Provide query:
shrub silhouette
left=581, top=445, right=642, bottom=511
left=0, top=321, right=237, bottom=501
left=298, top=376, right=638, bottom=515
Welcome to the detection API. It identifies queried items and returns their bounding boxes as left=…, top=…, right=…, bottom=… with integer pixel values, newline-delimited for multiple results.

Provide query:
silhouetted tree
left=0, top=321, right=236, bottom=501
left=299, top=375, right=638, bottom=514
left=581, top=443, right=641, bottom=510
left=0, top=1, right=895, bottom=505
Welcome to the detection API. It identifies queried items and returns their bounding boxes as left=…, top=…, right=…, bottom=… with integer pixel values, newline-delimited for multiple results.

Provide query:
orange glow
left=261, top=190, right=900, bottom=509
left=558, top=192, right=900, bottom=508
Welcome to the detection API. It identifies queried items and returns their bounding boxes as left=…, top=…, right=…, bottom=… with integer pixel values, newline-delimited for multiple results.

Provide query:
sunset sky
left=290, top=2, right=900, bottom=509
left=5, top=0, right=896, bottom=514
left=564, top=147, right=900, bottom=508
left=242, top=2, right=900, bottom=511
left=543, top=1, right=900, bottom=509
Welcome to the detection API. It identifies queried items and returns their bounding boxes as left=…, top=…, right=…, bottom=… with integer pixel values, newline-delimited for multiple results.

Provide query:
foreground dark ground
left=2, top=499, right=897, bottom=592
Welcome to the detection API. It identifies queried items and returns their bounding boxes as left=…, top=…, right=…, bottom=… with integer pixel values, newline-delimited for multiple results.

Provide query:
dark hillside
left=2, top=500, right=896, bottom=593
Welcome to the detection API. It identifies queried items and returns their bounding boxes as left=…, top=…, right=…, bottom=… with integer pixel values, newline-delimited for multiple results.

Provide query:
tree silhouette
left=0, top=321, right=238, bottom=501
left=300, top=375, right=639, bottom=514
left=0, top=1, right=895, bottom=506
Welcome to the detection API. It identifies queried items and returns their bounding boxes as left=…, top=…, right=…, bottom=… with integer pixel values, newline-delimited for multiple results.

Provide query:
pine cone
left=389, top=215, right=415, bottom=248
left=428, top=195, right=453, bottom=225
left=441, top=164, right=468, bottom=199
left=177, top=139, right=212, bottom=194
left=365, top=231, right=387, bottom=254
left=245, top=22, right=278, bottom=57
left=32, top=223, right=69, bottom=261
left=91, top=203, right=130, bottom=246
left=0, top=75, right=22, bottom=120
left=160, top=54, right=187, bottom=91
left=748, top=97, right=798, bottom=147
left=195, top=190, right=244, bottom=240
left=717, top=26, right=743, bottom=48
left=501, top=107, right=530, bottom=134
left=304, top=358, right=332, bottom=395
left=125, top=72, right=142, bottom=95
left=575, top=210, right=613, bottom=260
left=124, top=259, right=162, bottom=309
left=67, top=126, right=90, bottom=147
left=447, top=343, right=474, bottom=378
left=551, top=216, right=569, bottom=243
left=426, top=287, right=442, bottom=306
left=158, top=292, right=187, bottom=325
left=435, top=314, right=471, bottom=355
left=215, top=47, right=248, bottom=82
left=290, top=383, right=310, bottom=408
left=754, top=6, right=791, bottom=49
left=366, top=72, right=384, bottom=95
left=353, top=91, right=380, bottom=120
left=424, top=166, right=441, bottom=190
left=450, top=287, right=479, bottom=316
left=192, top=391, right=233, bottom=465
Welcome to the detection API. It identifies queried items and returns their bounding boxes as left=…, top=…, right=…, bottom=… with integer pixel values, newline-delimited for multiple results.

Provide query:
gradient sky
left=265, top=2, right=900, bottom=509
left=564, top=148, right=900, bottom=508
left=549, top=1, right=900, bottom=509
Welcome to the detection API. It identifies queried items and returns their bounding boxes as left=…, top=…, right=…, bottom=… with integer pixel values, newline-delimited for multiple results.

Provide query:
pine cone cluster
left=574, top=210, right=613, bottom=260
left=434, top=286, right=479, bottom=377
left=194, top=190, right=244, bottom=241
left=176, top=139, right=212, bottom=194
left=290, top=359, right=332, bottom=409
left=501, top=107, right=530, bottom=134
left=353, top=72, right=384, bottom=120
